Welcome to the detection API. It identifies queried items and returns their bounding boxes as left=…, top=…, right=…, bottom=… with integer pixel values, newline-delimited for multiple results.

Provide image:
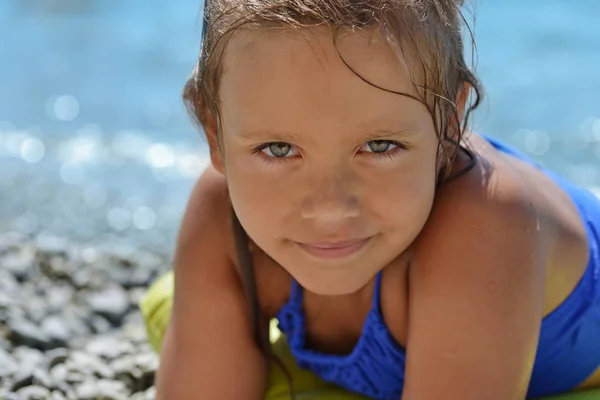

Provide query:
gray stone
left=46, top=255, right=74, bottom=279
left=32, top=368, right=54, bottom=389
left=121, top=320, right=148, bottom=344
left=132, top=250, right=164, bottom=271
left=135, top=352, right=158, bottom=390
left=12, top=346, right=46, bottom=368
left=68, top=351, right=114, bottom=380
left=9, top=317, right=54, bottom=350
left=145, top=385, right=156, bottom=400
left=59, top=384, right=77, bottom=400
left=68, top=336, right=87, bottom=351
left=128, top=288, right=147, bottom=309
left=49, top=364, right=68, bottom=385
left=45, top=286, right=74, bottom=312
left=0, top=391, right=20, bottom=400
left=10, top=366, right=34, bottom=392
left=129, top=392, right=147, bottom=400
left=0, top=348, right=18, bottom=377
left=88, top=315, right=112, bottom=335
left=135, top=352, right=158, bottom=370
left=85, top=336, right=134, bottom=360
left=61, top=306, right=92, bottom=338
left=0, top=270, right=20, bottom=299
left=86, top=285, right=129, bottom=326
left=40, top=316, right=71, bottom=348
left=63, top=369, right=86, bottom=386
left=24, top=296, right=49, bottom=323
left=0, top=307, right=9, bottom=325
left=106, top=267, right=130, bottom=287
left=51, top=390, right=68, bottom=400
left=110, top=267, right=154, bottom=289
left=0, top=335, right=12, bottom=351
left=0, top=290, right=15, bottom=310
left=16, top=384, right=51, bottom=400
left=108, top=355, right=135, bottom=376
left=72, top=267, right=110, bottom=290
left=70, top=267, right=93, bottom=289
left=122, top=310, right=144, bottom=326
left=47, top=348, right=69, bottom=369
left=108, top=356, right=137, bottom=390
left=8, top=304, right=27, bottom=323
left=75, top=379, right=128, bottom=400
left=104, top=247, right=138, bottom=268
left=2, top=249, right=35, bottom=282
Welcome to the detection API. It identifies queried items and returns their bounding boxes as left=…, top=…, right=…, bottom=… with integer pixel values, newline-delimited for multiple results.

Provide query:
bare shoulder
left=155, top=167, right=267, bottom=399
left=415, top=141, right=546, bottom=270
left=177, top=165, right=289, bottom=318
left=176, top=165, right=234, bottom=261
left=407, top=139, right=549, bottom=324
left=401, top=142, right=549, bottom=399
left=411, top=134, right=589, bottom=316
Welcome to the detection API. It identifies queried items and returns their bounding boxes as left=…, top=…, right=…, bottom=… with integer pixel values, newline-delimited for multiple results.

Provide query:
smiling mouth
left=295, top=237, right=372, bottom=259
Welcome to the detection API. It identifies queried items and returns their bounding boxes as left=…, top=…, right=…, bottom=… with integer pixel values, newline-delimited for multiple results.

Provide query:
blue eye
left=361, top=140, right=399, bottom=153
left=259, top=142, right=298, bottom=158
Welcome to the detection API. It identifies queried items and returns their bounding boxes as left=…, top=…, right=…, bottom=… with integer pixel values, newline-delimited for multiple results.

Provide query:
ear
left=202, top=105, right=226, bottom=175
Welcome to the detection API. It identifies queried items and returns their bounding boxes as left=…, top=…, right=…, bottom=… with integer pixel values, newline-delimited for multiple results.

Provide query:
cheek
left=367, top=155, right=437, bottom=232
left=225, top=158, right=291, bottom=245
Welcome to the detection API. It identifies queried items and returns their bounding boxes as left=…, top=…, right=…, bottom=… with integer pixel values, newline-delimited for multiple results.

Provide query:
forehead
left=219, top=27, right=429, bottom=135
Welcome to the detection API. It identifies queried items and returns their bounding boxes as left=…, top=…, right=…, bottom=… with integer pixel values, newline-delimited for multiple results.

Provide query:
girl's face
left=216, top=28, right=440, bottom=295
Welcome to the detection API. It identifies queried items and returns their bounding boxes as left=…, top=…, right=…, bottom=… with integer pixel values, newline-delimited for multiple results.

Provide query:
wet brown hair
left=183, top=0, right=483, bottom=394
left=184, top=0, right=483, bottom=167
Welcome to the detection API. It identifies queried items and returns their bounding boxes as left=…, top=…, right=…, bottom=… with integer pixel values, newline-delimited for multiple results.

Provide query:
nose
left=300, top=168, right=359, bottom=223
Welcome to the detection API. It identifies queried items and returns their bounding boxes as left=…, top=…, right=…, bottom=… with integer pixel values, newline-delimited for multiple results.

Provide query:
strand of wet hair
left=232, top=212, right=297, bottom=400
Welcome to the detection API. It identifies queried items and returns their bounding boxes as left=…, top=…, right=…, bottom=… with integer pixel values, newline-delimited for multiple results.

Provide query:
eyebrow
left=354, top=127, right=417, bottom=142
left=237, top=126, right=420, bottom=144
left=238, top=129, right=301, bottom=142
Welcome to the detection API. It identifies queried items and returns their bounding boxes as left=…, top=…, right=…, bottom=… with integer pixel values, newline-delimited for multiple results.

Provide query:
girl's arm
left=155, top=166, right=267, bottom=400
left=401, top=182, right=546, bottom=400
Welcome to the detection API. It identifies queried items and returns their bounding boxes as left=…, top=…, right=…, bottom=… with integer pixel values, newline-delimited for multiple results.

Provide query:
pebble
left=51, top=390, right=69, bottom=400
left=88, top=315, right=113, bottom=335
left=0, top=348, right=18, bottom=377
left=32, top=368, right=54, bottom=390
left=75, top=379, right=128, bottom=400
left=11, top=367, right=35, bottom=392
left=2, top=248, right=36, bottom=282
left=40, top=315, right=71, bottom=348
left=0, top=232, right=168, bottom=398
left=9, top=317, right=55, bottom=350
left=16, top=385, right=51, bottom=400
left=47, top=348, right=70, bottom=368
left=86, top=285, right=130, bottom=326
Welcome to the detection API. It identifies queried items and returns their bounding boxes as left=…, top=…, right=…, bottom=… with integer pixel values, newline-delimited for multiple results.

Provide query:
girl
left=142, top=0, right=600, bottom=399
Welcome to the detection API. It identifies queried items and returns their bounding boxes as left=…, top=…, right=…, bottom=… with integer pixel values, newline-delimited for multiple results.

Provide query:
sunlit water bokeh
left=1, top=0, right=599, bottom=254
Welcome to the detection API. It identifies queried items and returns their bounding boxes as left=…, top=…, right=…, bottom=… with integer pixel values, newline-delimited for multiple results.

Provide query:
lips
left=296, top=237, right=372, bottom=259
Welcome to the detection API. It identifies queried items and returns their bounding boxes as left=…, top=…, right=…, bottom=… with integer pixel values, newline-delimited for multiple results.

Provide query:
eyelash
left=252, top=140, right=407, bottom=164
left=360, top=141, right=406, bottom=161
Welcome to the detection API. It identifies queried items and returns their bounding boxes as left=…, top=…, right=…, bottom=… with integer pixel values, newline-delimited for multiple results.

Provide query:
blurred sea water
left=0, top=0, right=599, bottom=253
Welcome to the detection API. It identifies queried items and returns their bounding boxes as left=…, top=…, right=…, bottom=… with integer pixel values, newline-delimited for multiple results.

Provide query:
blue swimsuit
left=276, top=135, right=600, bottom=399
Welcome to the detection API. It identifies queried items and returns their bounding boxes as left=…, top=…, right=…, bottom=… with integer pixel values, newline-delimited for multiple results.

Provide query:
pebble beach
left=0, top=232, right=169, bottom=399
